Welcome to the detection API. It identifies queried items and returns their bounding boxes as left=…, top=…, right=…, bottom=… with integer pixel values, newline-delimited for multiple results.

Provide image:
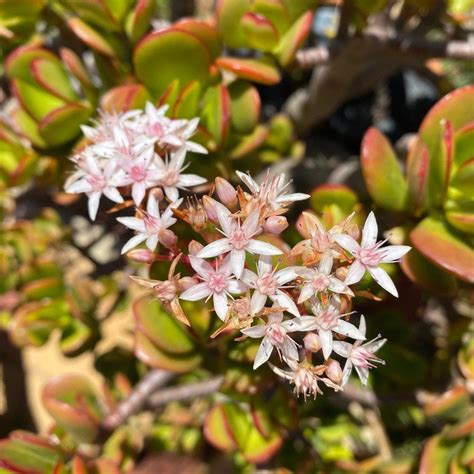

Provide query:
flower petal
left=345, top=260, right=366, bottom=286
left=121, top=234, right=147, bottom=254
left=117, top=217, right=146, bottom=232
left=361, top=211, right=378, bottom=248
left=213, top=292, right=229, bottom=321
left=251, top=291, right=267, bottom=314
left=180, top=282, right=211, bottom=301
left=333, top=234, right=360, bottom=255
left=178, top=173, right=207, bottom=187
left=197, top=239, right=232, bottom=258
left=273, top=291, right=300, bottom=317
left=132, top=181, right=146, bottom=206
left=247, top=239, right=282, bottom=256
left=87, top=191, right=101, bottom=221
left=368, top=266, right=398, bottom=297
left=332, top=340, right=352, bottom=358
left=319, top=329, right=333, bottom=359
left=341, top=359, right=353, bottom=386
left=227, top=278, right=247, bottom=294
left=230, top=249, right=246, bottom=278
left=253, top=337, right=274, bottom=369
left=380, top=245, right=411, bottom=263
left=241, top=324, right=266, bottom=338
left=257, top=255, right=273, bottom=275
left=189, top=256, right=214, bottom=279
left=334, top=319, right=366, bottom=340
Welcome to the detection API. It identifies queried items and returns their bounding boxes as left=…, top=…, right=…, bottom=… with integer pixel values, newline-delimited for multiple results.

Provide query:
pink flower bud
left=303, top=332, right=321, bottom=353
left=326, top=359, right=343, bottom=384
left=158, top=229, right=177, bottom=248
left=188, top=240, right=203, bottom=256
left=150, top=187, right=164, bottom=202
left=335, top=266, right=348, bottom=281
left=264, top=216, right=288, bottom=235
left=215, top=177, right=237, bottom=207
left=202, top=195, right=220, bottom=223
left=126, top=249, right=155, bottom=263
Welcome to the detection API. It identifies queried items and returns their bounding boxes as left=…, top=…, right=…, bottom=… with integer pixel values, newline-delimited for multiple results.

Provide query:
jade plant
left=360, top=85, right=474, bottom=295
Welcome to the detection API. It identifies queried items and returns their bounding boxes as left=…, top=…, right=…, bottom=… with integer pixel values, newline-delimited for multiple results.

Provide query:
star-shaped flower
left=333, top=212, right=411, bottom=297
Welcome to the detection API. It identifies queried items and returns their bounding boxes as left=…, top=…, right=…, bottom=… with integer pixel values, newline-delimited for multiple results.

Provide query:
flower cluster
left=66, top=109, right=411, bottom=401
left=65, top=103, right=207, bottom=220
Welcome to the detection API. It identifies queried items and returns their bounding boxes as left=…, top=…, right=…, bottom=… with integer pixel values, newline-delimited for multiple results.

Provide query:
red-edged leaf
left=406, top=138, right=430, bottom=215
left=172, top=80, right=201, bottom=119
left=410, top=215, right=474, bottom=282
left=216, top=0, right=251, bottom=49
left=174, top=18, right=222, bottom=60
left=134, top=28, right=211, bottom=97
left=251, top=0, right=289, bottom=35
left=203, top=404, right=238, bottom=452
left=361, top=127, right=408, bottom=211
left=419, top=435, right=460, bottom=474
left=274, top=10, right=313, bottom=67
left=450, top=156, right=474, bottom=197
left=424, top=386, right=470, bottom=420
left=6, top=45, right=58, bottom=82
left=445, top=415, right=474, bottom=441
left=228, top=124, right=269, bottom=159
left=453, top=121, right=474, bottom=167
left=229, top=80, right=261, bottom=134
left=241, top=12, right=279, bottom=51
left=125, top=0, right=154, bottom=42
left=310, top=183, right=358, bottom=214
left=156, top=79, right=180, bottom=109
left=60, top=48, right=94, bottom=89
left=216, top=57, right=281, bottom=85
left=200, top=83, right=231, bottom=147
left=100, top=84, right=150, bottom=112
left=446, top=210, right=474, bottom=234
left=67, top=17, right=118, bottom=57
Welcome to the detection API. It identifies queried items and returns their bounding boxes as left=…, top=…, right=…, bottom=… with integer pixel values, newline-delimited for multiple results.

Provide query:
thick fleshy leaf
left=241, top=12, right=279, bottom=51
left=124, top=0, right=155, bottom=42
left=228, top=125, right=269, bottom=159
left=22, top=276, right=64, bottom=300
left=60, top=319, right=92, bottom=356
left=361, top=127, right=408, bottom=211
left=410, top=215, right=474, bottom=282
left=133, top=296, right=195, bottom=354
left=228, top=80, right=261, bottom=134
left=9, top=105, right=44, bottom=149
left=172, top=80, right=201, bottom=119
left=251, top=0, right=289, bottom=35
left=216, top=57, right=281, bottom=85
left=134, top=29, right=211, bottom=97
left=39, top=103, right=92, bottom=146
left=310, top=184, right=358, bottom=215
left=450, top=157, right=474, bottom=197
left=42, top=374, right=103, bottom=443
left=446, top=210, right=474, bottom=234
left=200, top=84, right=231, bottom=147
left=400, top=247, right=457, bottom=296
left=5, top=46, right=58, bottom=83
left=60, top=48, right=94, bottom=90
left=406, top=137, right=430, bottom=215
left=453, top=122, right=474, bottom=166
left=157, top=79, right=180, bottom=109
left=281, top=0, right=318, bottom=21
left=419, top=435, right=460, bottom=474
left=60, top=0, right=119, bottom=31
left=174, top=19, right=222, bottom=60
left=0, top=431, right=64, bottom=474
left=30, top=57, right=77, bottom=102
left=134, top=330, right=202, bottom=372
left=100, top=84, right=150, bottom=113
left=216, top=0, right=251, bottom=48
left=203, top=405, right=238, bottom=452
left=12, top=79, right=66, bottom=121
left=445, top=414, right=474, bottom=441
left=424, top=386, right=470, bottom=420
left=274, top=10, right=313, bottom=67
left=67, top=17, right=119, bottom=57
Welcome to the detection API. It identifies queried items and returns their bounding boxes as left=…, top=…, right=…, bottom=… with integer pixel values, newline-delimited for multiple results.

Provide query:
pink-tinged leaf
left=406, top=138, right=430, bottom=215
left=216, top=57, right=281, bottom=85
left=124, top=0, right=154, bottom=43
left=22, top=276, right=64, bottom=300
left=361, top=127, right=408, bottom=211
left=134, top=29, right=211, bottom=97
left=90, top=458, right=121, bottom=474
left=446, top=210, right=474, bottom=235
left=133, top=296, right=195, bottom=354
left=6, top=45, right=58, bottom=82
left=216, top=0, right=251, bottom=49
left=174, top=18, right=222, bottom=60
left=39, top=103, right=92, bottom=146
left=60, top=48, right=94, bottom=89
left=67, top=17, right=118, bottom=57
left=450, top=156, right=474, bottom=197
left=274, top=10, right=313, bottom=67
left=241, top=12, right=279, bottom=51
left=12, top=79, right=66, bottom=121
left=445, top=415, right=474, bottom=441
left=156, top=79, right=180, bottom=109
left=100, top=84, right=150, bottom=112
left=228, top=124, right=269, bottom=159
left=29, top=58, right=76, bottom=102
left=203, top=405, right=238, bottom=452
left=42, top=374, right=103, bottom=443
left=410, top=215, right=474, bottom=282
left=0, top=431, right=64, bottom=474
left=172, top=80, right=201, bottom=119
left=229, top=80, right=261, bottom=134
left=71, top=456, right=88, bottom=474
left=134, top=330, right=202, bottom=372
left=400, top=247, right=457, bottom=296
left=200, top=84, right=231, bottom=147
left=440, top=119, right=454, bottom=196
left=459, top=436, right=474, bottom=466
left=453, top=121, right=474, bottom=166
left=419, top=435, right=458, bottom=474
left=60, top=0, right=119, bottom=31
left=252, top=0, right=289, bottom=35
left=424, top=386, right=470, bottom=420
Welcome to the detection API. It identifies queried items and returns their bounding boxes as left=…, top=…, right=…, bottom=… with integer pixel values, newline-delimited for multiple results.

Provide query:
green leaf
left=124, top=0, right=155, bottom=43
left=172, top=80, right=201, bottom=119
left=60, top=319, right=92, bottom=356
left=38, top=103, right=92, bottom=146
left=5, top=46, right=58, bottom=83
left=420, top=436, right=461, bottom=474
left=406, top=137, right=430, bottom=215
left=133, top=296, right=195, bottom=354
left=228, top=125, right=269, bottom=159
left=424, top=386, right=470, bottom=420
left=42, top=374, right=103, bottom=443
left=410, top=214, right=474, bottom=282
left=134, top=28, right=211, bottom=98
left=361, top=127, right=408, bottom=211
left=216, top=57, right=281, bottom=85
left=453, top=122, right=474, bottom=167
left=274, top=10, right=313, bottom=67
left=9, top=106, right=47, bottom=148
left=229, top=81, right=261, bottom=134
left=60, top=0, right=119, bottom=31
left=100, top=84, right=150, bottom=113
left=450, top=157, right=474, bottom=197
left=310, top=184, right=358, bottom=215
left=241, top=12, right=279, bottom=51
left=200, top=84, right=231, bottom=147
left=174, top=18, right=222, bottom=60
left=251, top=0, right=289, bottom=35
left=216, top=0, right=251, bottom=49
left=203, top=405, right=238, bottom=452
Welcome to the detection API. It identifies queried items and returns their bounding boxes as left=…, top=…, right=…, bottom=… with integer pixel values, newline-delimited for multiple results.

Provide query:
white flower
left=196, top=207, right=282, bottom=278
left=117, top=195, right=182, bottom=254
left=333, top=315, right=386, bottom=386
left=241, top=312, right=314, bottom=369
left=241, top=256, right=300, bottom=317
left=237, top=171, right=309, bottom=210
left=270, top=359, right=341, bottom=400
left=64, top=150, right=125, bottom=220
left=296, top=253, right=353, bottom=303
left=155, top=147, right=207, bottom=201
left=303, top=296, right=365, bottom=359
left=333, top=212, right=411, bottom=297
left=179, top=254, right=246, bottom=320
